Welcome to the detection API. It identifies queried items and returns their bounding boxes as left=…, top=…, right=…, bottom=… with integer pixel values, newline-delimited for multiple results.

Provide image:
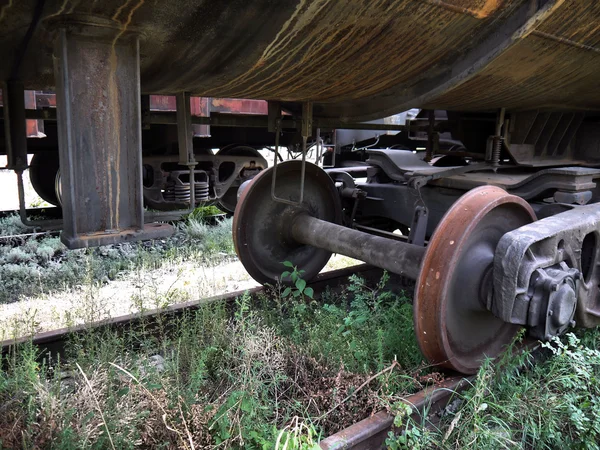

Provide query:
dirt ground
left=0, top=253, right=358, bottom=340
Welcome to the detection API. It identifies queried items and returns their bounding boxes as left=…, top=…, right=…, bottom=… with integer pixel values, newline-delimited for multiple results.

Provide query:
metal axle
left=291, top=214, right=426, bottom=280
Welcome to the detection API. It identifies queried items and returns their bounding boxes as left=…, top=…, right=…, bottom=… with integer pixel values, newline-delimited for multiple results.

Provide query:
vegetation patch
left=0, top=212, right=236, bottom=304
left=387, top=329, right=600, bottom=449
left=0, top=273, right=426, bottom=449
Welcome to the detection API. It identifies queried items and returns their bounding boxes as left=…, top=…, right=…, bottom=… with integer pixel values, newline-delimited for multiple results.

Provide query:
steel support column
left=51, top=16, right=172, bottom=248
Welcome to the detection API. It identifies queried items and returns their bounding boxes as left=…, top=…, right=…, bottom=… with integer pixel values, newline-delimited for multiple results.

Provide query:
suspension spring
left=163, top=170, right=210, bottom=203
left=491, top=135, right=503, bottom=166
left=194, top=171, right=210, bottom=201
left=490, top=107, right=506, bottom=167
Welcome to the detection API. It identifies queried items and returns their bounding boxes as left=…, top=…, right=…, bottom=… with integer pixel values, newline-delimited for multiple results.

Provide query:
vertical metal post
left=3, top=81, right=28, bottom=171
left=3, top=82, right=62, bottom=229
left=52, top=17, right=172, bottom=248
left=176, top=92, right=197, bottom=210
left=270, top=101, right=312, bottom=206
left=424, top=110, right=435, bottom=163
left=315, top=127, right=322, bottom=166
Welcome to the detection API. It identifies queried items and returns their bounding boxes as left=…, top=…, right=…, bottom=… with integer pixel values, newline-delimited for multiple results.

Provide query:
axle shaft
left=291, top=214, right=426, bottom=280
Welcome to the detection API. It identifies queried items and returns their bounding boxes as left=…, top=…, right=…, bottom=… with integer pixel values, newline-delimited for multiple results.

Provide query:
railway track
left=0, top=263, right=474, bottom=448
left=320, top=376, right=473, bottom=449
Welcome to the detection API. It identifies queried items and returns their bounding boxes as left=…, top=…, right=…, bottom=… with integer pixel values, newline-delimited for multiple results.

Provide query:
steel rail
left=319, top=376, right=473, bottom=450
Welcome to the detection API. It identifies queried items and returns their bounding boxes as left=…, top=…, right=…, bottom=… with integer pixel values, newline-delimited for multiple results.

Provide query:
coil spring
left=491, top=135, right=503, bottom=166
left=194, top=181, right=209, bottom=201
left=163, top=170, right=210, bottom=203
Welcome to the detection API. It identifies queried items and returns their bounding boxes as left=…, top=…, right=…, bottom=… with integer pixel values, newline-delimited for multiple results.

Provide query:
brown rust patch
left=423, top=0, right=503, bottom=19
left=203, top=0, right=520, bottom=102
left=423, top=0, right=600, bottom=111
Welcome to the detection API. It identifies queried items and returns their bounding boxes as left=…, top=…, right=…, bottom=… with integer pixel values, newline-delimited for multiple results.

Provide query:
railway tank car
left=2, top=0, right=600, bottom=373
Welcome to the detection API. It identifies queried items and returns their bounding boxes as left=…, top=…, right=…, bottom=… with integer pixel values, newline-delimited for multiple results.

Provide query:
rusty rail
left=319, top=376, right=473, bottom=449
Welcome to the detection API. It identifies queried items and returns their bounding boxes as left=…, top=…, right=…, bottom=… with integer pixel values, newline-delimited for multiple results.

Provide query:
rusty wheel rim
left=233, top=161, right=342, bottom=285
left=414, top=186, right=536, bottom=374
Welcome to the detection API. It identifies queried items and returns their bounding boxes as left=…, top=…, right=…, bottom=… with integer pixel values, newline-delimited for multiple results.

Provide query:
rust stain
left=423, top=0, right=600, bottom=112
left=211, top=0, right=330, bottom=94
left=532, top=30, right=600, bottom=54
left=44, top=0, right=70, bottom=20
left=203, top=0, right=519, bottom=103
left=112, top=0, right=134, bottom=21
left=107, top=0, right=145, bottom=229
left=422, top=0, right=503, bottom=19
left=66, top=0, right=82, bottom=14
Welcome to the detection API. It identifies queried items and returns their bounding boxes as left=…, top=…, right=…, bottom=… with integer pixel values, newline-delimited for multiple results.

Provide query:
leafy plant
left=280, top=261, right=314, bottom=299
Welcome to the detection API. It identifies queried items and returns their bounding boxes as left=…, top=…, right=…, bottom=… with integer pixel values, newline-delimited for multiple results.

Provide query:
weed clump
left=181, top=217, right=235, bottom=256
left=0, top=214, right=31, bottom=236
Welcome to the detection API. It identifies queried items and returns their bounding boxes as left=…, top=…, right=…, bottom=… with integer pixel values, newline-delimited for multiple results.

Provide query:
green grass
left=0, top=273, right=425, bottom=449
left=0, top=215, right=236, bottom=304
left=387, top=329, right=600, bottom=449
left=0, top=214, right=32, bottom=237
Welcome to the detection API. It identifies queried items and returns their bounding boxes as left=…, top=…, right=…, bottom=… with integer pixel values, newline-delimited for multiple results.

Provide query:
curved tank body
left=1, top=0, right=599, bottom=120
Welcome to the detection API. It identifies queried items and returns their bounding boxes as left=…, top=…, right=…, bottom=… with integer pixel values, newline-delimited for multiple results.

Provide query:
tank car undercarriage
left=232, top=104, right=600, bottom=374
left=2, top=2, right=600, bottom=374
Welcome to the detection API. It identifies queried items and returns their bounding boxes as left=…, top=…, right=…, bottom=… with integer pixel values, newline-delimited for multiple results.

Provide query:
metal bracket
left=407, top=162, right=491, bottom=189
left=271, top=101, right=312, bottom=206
left=322, top=130, right=337, bottom=169
left=408, top=206, right=428, bottom=246
left=176, top=92, right=197, bottom=208
left=2, top=81, right=28, bottom=171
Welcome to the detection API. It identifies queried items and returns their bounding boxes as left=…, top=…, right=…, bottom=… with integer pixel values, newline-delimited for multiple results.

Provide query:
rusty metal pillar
left=51, top=16, right=173, bottom=248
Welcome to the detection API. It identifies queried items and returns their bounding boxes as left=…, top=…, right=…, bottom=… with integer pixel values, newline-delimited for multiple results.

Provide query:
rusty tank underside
left=1, top=0, right=599, bottom=121
left=3, top=0, right=600, bottom=375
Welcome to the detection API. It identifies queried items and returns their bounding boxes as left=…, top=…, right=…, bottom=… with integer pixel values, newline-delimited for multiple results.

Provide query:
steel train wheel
left=414, top=186, right=536, bottom=374
left=29, top=152, right=60, bottom=206
left=233, top=161, right=342, bottom=285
